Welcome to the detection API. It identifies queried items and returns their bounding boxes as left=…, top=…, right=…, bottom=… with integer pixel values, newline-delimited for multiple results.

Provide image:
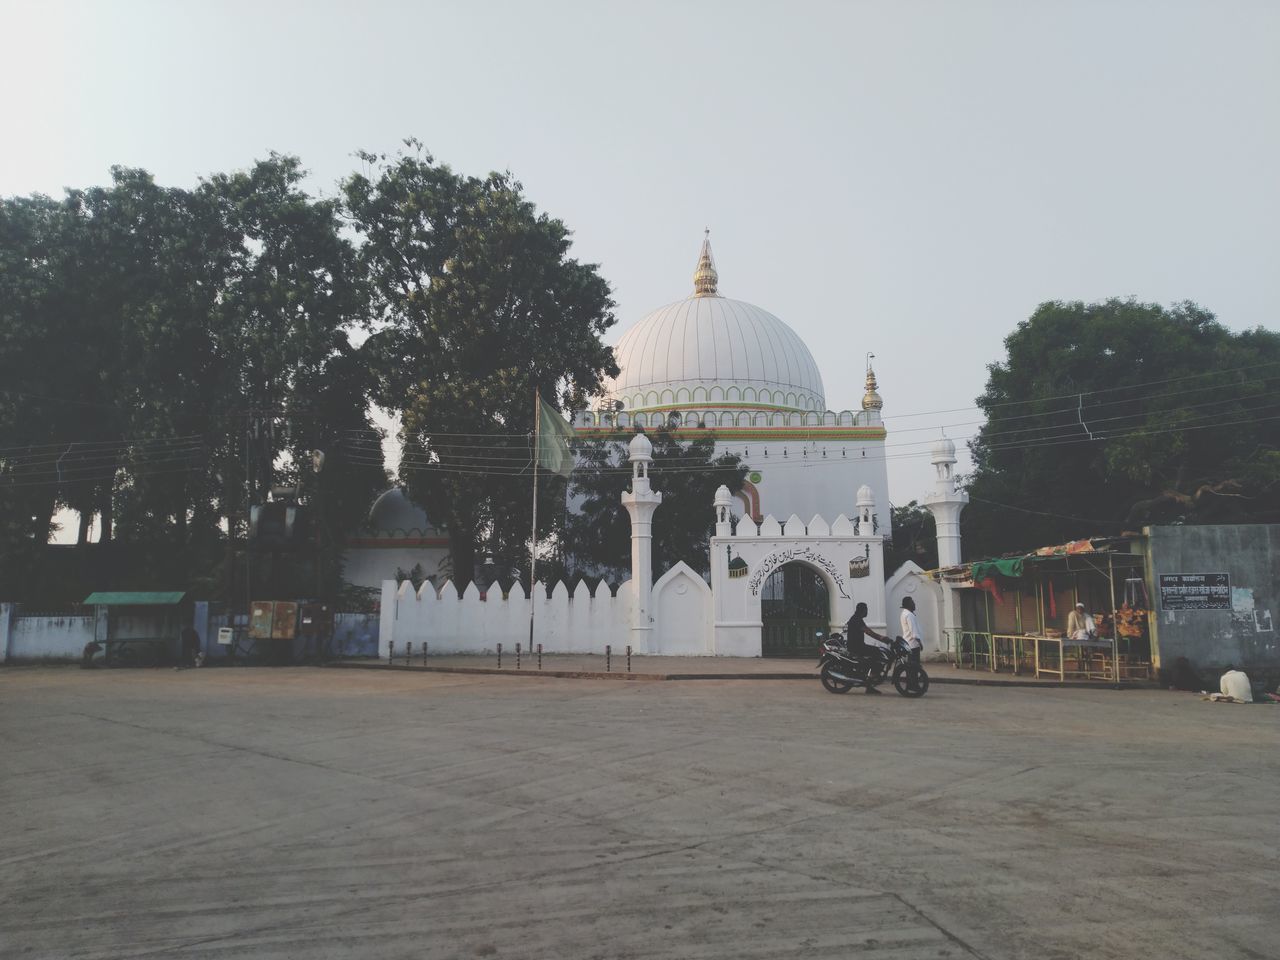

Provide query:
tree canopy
left=963, top=298, right=1280, bottom=557
left=560, top=429, right=748, bottom=585
left=0, top=157, right=386, bottom=604
left=343, top=143, right=619, bottom=588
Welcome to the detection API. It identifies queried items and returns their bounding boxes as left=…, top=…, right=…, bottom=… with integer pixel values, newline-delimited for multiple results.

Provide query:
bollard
left=537, top=643, right=542, bottom=670
left=406, top=642, right=412, bottom=664
left=516, top=642, right=521, bottom=670
left=423, top=641, right=428, bottom=665
left=606, top=644, right=611, bottom=673
left=497, top=642, right=502, bottom=669
left=388, top=641, right=395, bottom=664
left=627, top=645, right=631, bottom=673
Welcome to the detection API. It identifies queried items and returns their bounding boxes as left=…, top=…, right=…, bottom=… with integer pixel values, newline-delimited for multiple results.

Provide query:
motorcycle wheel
left=892, top=662, right=929, bottom=697
left=820, top=663, right=854, bottom=694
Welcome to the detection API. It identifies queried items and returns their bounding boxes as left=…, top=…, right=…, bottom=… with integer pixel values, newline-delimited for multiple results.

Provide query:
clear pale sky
left=4, top=0, right=1277, bottom=526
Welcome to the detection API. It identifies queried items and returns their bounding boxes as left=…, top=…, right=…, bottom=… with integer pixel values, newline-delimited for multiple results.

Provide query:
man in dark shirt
left=845, top=601, right=890, bottom=694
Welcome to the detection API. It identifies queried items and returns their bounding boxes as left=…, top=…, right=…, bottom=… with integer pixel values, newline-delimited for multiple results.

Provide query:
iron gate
left=760, top=563, right=830, bottom=657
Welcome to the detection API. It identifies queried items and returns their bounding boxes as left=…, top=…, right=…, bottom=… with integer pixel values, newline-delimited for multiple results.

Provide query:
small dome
left=856, top=484, right=876, bottom=506
left=628, top=431, right=653, bottom=461
left=714, top=484, right=733, bottom=506
left=931, top=437, right=957, bottom=462
left=368, top=487, right=433, bottom=536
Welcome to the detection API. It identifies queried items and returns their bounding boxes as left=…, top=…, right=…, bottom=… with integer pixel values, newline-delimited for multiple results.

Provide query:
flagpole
left=528, top=387, right=540, bottom=654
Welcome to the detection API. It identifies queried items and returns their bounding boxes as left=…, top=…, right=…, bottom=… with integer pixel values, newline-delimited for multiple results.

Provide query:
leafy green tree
left=964, top=299, right=1280, bottom=556
left=560, top=428, right=748, bottom=584
left=885, top=501, right=937, bottom=573
left=0, top=156, right=385, bottom=603
left=344, top=143, right=618, bottom=588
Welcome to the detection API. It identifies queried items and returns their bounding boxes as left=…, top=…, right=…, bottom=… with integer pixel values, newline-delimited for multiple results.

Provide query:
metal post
left=388, top=640, right=394, bottom=664
left=406, top=642, right=412, bottom=664
left=516, top=642, right=521, bottom=670
left=1109, top=554, right=1120, bottom=687
left=627, top=645, right=631, bottom=673
left=423, top=641, right=428, bottom=665
left=537, top=643, right=542, bottom=670
left=497, top=642, right=502, bottom=669
left=606, top=644, right=611, bottom=673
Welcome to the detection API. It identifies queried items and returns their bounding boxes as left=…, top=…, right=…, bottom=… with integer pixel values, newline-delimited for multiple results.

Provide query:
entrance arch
left=761, top=562, right=833, bottom=657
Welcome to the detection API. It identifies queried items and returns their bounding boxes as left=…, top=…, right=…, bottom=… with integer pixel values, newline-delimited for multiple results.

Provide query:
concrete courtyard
left=1, top=667, right=1276, bottom=960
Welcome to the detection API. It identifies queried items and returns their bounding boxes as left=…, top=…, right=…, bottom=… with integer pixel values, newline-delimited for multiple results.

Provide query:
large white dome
left=605, top=235, right=826, bottom=414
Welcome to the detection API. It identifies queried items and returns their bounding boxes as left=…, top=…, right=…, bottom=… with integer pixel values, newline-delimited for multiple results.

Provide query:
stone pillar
left=621, top=431, right=662, bottom=653
left=0, top=602, right=13, bottom=663
left=922, top=438, right=969, bottom=656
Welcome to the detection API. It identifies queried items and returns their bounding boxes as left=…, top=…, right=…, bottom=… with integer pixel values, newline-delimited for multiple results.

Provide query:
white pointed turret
left=713, top=484, right=733, bottom=536
left=621, top=429, right=662, bottom=652
left=856, top=484, right=876, bottom=537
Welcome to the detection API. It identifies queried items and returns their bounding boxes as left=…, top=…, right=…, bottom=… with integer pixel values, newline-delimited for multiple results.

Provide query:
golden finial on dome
left=862, top=352, right=883, bottom=411
left=692, top=228, right=719, bottom=297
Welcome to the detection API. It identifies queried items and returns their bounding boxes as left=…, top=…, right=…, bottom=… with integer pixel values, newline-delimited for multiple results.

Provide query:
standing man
left=900, top=596, right=924, bottom=664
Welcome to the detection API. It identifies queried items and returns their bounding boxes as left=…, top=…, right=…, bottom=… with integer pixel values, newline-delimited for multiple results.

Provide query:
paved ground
left=361, top=652, right=1131, bottom=684
left=1, top=667, right=1276, bottom=960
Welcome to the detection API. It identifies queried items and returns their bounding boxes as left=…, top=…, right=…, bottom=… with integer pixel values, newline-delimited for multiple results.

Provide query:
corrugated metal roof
left=83, top=591, right=186, bottom=606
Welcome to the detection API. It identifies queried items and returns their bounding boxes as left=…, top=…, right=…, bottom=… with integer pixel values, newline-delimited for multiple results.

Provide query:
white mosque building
left=571, top=232, right=892, bottom=531
left=377, top=234, right=968, bottom=658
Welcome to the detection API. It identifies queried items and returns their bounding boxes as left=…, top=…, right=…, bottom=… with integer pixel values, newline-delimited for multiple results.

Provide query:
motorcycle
left=816, top=630, right=930, bottom=697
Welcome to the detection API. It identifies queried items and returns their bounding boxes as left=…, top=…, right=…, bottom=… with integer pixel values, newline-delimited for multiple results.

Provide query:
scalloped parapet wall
left=731, top=512, right=864, bottom=538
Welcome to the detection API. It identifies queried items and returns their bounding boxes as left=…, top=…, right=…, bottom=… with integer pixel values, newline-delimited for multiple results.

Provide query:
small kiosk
left=937, top=538, right=1152, bottom=682
left=83, top=591, right=188, bottom=666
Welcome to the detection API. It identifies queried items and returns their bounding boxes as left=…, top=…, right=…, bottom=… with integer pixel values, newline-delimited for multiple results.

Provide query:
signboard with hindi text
left=1158, top=573, right=1231, bottom=610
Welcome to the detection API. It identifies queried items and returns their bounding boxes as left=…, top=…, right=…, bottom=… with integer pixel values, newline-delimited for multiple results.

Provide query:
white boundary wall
left=381, top=561, right=717, bottom=657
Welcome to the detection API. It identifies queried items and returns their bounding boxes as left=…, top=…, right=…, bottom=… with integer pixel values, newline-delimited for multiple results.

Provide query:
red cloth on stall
left=975, top=577, right=1005, bottom=605
left=1047, top=579, right=1057, bottom=619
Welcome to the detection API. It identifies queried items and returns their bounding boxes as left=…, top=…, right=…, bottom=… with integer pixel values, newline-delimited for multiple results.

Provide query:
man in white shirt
left=900, top=597, right=924, bottom=663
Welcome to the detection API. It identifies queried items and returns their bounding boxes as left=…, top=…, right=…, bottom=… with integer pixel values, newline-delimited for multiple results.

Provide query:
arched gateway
left=709, top=487, right=889, bottom=657
left=761, top=562, right=832, bottom=657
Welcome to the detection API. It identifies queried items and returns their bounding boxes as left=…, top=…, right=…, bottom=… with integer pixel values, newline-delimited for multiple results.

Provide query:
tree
left=343, top=143, right=618, bottom=588
left=560, top=428, right=748, bottom=584
left=0, top=156, right=385, bottom=603
left=885, top=501, right=937, bottom=573
left=964, top=299, right=1280, bottom=557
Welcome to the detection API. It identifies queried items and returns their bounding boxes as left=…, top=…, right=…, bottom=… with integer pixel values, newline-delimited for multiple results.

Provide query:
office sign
left=1159, top=573, right=1230, bottom=610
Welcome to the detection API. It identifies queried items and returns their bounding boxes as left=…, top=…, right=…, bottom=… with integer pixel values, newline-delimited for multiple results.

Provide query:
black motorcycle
left=817, top=630, right=929, bottom=697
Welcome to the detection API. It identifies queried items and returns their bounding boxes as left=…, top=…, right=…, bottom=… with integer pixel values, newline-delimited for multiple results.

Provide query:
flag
left=536, top=396, right=576, bottom=477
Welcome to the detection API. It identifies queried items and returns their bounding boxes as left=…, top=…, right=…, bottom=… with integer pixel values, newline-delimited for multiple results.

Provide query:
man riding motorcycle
left=845, top=601, right=891, bottom=694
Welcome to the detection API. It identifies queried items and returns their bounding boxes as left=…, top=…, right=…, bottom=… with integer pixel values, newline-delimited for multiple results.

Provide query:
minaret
left=923, top=436, right=967, bottom=567
left=713, top=484, right=733, bottom=536
left=621, top=430, right=662, bottom=651
left=922, top=436, right=968, bottom=654
left=692, top=229, right=719, bottom=297
left=856, top=484, right=877, bottom=537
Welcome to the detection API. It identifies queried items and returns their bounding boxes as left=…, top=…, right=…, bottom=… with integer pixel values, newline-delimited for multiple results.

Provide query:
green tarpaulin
left=970, top=558, right=1024, bottom=581
left=84, top=591, right=186, bottom=606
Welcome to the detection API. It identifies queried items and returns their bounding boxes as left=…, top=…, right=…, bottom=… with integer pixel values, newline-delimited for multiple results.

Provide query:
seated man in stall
left=1066, top=602, right=1096, bottom=640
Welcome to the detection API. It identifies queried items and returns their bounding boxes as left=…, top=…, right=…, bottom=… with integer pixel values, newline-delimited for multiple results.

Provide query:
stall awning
left=970, top=558, right=1024, bottom=581
left=84, top=591, right=186, bottom=606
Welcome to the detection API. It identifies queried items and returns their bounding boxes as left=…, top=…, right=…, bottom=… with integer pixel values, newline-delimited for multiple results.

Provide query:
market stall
left=936, top=538, right=1152, bottom=682
left=83, top=591, right=188, bottom=666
